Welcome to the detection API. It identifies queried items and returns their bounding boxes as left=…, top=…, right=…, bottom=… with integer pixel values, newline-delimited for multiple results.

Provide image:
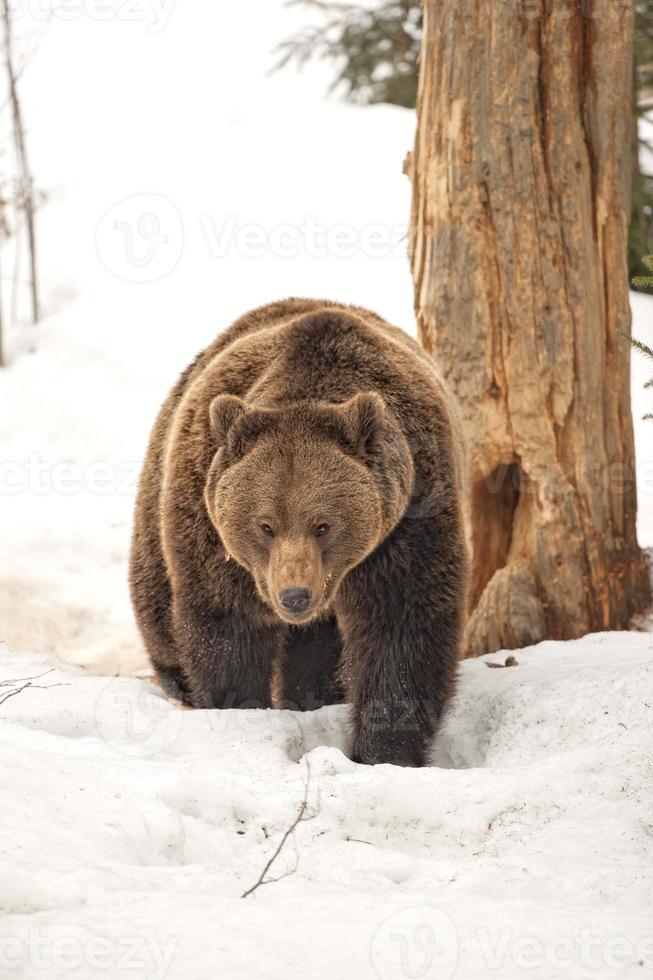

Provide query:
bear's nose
left=279, top=587, right=311, bottom=614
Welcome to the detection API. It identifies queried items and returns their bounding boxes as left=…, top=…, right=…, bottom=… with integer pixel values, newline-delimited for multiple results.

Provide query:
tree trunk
left=409, top=0, right=651, bottom=657
left=2, top=0, right=39, bottom=326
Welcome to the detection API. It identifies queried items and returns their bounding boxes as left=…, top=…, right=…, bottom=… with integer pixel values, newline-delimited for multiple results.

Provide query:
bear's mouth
left=273, top=582, right=340, bottom=625
left=273, top=599, right=321, bottom=626
left=254, top=577, right=321, bottom=624
left=255, top=572, right=339, bottom=625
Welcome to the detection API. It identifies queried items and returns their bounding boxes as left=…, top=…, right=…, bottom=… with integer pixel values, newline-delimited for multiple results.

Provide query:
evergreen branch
left=623, top=334, right=653, bottom=361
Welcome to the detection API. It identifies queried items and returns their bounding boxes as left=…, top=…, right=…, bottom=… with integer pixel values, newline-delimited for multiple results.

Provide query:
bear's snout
left=278, top=587, right=311, bottom=615
left=267, top=536, right=326, bottom=622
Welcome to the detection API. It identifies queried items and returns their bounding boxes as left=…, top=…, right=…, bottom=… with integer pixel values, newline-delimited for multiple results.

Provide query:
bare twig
left=0, top=668, right=56, bottom=687
left=0, top=668, right=68, bottom=706
left=241, top=761, right=316, bottom=898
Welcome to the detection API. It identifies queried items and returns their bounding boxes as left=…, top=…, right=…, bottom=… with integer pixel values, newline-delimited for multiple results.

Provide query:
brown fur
left=130, top=298, right=468, bottom=766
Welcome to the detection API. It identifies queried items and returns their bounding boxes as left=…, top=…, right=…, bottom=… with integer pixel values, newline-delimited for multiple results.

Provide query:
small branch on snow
left=485, top=655, right=519, bottom=669
left=0, top=668, right=68, bottom=706
left=241, top=760, right=317, bottom=899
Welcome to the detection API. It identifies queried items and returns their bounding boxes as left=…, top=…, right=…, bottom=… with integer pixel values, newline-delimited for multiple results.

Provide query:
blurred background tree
left=0, top=0, right=44, bottom=366
left=279, top=0, right=653, bottom=287
left=632, top=1, right=653, bottom=284
left=275, top=0, right=421, bottom=108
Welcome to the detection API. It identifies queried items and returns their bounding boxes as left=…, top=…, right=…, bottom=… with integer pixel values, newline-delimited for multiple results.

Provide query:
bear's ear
left=209, top=395, right=247, bottom=445
left=337, top=392, right=386, bottom=459
left=209, top=394, right=277, bottom=460
left=229, top=408, right=277, bottom=458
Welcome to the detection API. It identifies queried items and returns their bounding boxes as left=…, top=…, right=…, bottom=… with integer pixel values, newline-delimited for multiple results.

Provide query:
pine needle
left=622, top=333, right=653, bottom=360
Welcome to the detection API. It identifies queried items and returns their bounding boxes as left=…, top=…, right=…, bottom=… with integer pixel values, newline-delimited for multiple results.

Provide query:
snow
left=630, top=292, right=653, bottom=550
left=1, top=634, right=652, bottom=978
left=0, top=3, right=653, bottom=977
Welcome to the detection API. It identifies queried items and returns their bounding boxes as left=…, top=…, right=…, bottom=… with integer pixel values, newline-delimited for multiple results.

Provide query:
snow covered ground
left=1, top=634, right=652, bottom=979
left=1, top=3, right=653, bottom=978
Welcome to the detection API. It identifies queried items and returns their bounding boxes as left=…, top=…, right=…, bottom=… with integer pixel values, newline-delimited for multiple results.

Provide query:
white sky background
left=18, top=0, right=416, bottom=358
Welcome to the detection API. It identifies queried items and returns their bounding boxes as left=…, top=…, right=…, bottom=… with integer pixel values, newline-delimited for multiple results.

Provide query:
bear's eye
left=315, top=523, right=330, bottom=538
left=261, top=523, right=275, bottom=538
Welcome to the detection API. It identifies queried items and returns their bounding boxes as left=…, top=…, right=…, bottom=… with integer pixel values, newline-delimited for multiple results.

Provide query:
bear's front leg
left=172, top=601, right=284, bottom=710
left=337, top=516, right=466, bottom=767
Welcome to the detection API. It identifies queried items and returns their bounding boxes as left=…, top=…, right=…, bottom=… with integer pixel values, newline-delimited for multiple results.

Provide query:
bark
left=409, top=0, right=651, bottom=656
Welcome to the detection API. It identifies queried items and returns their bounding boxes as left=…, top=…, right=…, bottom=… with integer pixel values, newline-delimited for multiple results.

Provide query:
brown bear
left=130, top=298, right=468, bottom=766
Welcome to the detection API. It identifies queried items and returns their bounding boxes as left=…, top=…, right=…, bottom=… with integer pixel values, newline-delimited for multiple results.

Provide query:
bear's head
left=204, top=393, right=414, bottom=624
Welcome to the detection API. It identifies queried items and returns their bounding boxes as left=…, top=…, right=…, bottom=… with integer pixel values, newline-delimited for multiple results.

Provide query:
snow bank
left=1, top=635, right=652, bottom=979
